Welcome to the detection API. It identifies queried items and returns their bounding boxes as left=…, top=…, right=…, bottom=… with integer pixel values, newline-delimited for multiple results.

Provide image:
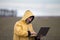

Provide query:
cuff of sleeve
left=28, top=31, right=31, bottom=37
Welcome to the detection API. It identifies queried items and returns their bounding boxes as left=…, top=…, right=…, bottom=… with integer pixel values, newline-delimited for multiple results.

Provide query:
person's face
left=26, top=17, right=33, bottom=24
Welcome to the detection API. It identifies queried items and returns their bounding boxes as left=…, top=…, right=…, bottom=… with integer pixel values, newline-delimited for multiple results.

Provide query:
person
left=13, top=10, right=36, bottom=40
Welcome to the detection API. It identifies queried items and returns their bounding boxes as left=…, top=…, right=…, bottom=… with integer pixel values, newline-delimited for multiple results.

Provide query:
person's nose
left=29, top=18, right=32, bottom=21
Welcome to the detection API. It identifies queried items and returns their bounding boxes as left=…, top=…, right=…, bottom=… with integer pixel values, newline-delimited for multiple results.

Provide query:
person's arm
left=29, top=24, right=37, bottom=36
left=29, top=24, right=36, bottom=33
left=14, top=22, right=28, bottom=37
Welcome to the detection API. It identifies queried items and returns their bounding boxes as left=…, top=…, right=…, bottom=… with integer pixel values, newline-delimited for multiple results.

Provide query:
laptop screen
left=37, top=27, right=50, bottom=37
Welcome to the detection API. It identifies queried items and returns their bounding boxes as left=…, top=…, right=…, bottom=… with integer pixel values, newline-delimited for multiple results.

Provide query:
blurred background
left=0, top=0, right=60, bottom=40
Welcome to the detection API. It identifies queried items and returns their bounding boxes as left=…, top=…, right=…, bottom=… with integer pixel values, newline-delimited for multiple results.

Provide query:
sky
left=0, top=0, right=60, bottom=17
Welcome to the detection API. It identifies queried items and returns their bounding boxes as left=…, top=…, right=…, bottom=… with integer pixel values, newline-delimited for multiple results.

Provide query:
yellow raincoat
left=13, top=10, right=36, bottom=40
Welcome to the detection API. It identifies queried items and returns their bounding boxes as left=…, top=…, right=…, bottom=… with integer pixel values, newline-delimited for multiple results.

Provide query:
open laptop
left=34, top=27, right=50, bottom=40
left=37, top=27, right=50, bottom=37
left=31, top=27, right=50, bottom=37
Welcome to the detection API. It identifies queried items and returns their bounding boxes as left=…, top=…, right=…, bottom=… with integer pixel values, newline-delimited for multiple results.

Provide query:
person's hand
left=31, top=32, right=37, bottom=35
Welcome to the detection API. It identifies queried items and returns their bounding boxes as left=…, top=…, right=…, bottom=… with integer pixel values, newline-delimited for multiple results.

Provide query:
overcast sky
left=0, top=0, right=60, bottom=17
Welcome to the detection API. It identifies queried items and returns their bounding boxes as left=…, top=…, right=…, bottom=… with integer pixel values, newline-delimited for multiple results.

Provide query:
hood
left=21, top=10, right=34, bottom=21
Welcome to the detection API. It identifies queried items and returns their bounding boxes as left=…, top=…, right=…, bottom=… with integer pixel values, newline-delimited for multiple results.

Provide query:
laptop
left=35, top=27, right=50, bottom=40
left=37, top=27, right=50, bottom=37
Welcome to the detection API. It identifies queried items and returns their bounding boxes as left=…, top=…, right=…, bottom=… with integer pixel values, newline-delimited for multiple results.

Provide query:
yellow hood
left=21, top=10, right=34, bottom=21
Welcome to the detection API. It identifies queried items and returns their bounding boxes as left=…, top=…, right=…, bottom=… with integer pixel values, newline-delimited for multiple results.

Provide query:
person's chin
left=27, top=22, right=30, bottom=24
left=27, top=22, right=31, bottom=24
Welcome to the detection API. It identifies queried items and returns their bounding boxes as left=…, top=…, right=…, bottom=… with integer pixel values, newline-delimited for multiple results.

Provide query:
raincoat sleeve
left=29, top=24, right=37, bottom=37
left=14, top=22, right=28, bottom=37
left=29, top=24, right=35, bottom=32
